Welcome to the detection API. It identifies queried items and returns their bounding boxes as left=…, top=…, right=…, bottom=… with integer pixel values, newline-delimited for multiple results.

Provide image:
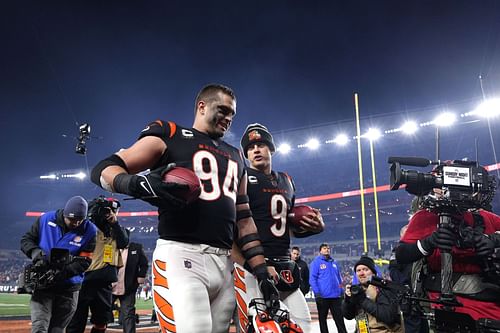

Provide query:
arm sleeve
left=309, top=259, right=320, bottom=295
left=20, top=218, right=41, bottom=259
left=336, top=263, right=343, bottom=288
left=341, top=297, right=357, bottom=320
left=395, top=241, right=425, bottom=264
left=359, top=290, right=401, bottom=326
left=112, top=224, right=129, bottom=249
left=137, top=245, right=149, bottom=278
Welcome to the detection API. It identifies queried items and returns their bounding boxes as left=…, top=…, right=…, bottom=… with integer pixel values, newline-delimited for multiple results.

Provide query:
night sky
left=1, top=1, right=499, bottom=245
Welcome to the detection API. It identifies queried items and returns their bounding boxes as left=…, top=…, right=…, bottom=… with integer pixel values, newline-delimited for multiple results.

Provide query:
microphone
left=387, top=156, right=432, bottom=167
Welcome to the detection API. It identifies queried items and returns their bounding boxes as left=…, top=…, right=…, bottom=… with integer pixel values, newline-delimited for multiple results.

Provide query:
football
left=162, top=167, right=202, bottom=204
left=288, top=205, right=315, bottom=229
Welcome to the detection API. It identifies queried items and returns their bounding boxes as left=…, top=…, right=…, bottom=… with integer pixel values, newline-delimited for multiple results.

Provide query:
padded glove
left=31, top=248, right=46, bottom=265
left=113, top=164, right=188, bottom=209
left=475, top=233, right=497, bottom=257
left=420, top=227, right=456, bottom=253
left=254, top=264, right=279, bottom=309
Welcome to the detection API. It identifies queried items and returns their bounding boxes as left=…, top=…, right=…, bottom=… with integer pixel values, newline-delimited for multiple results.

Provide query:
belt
left=200, top=244, right=231, bottom=256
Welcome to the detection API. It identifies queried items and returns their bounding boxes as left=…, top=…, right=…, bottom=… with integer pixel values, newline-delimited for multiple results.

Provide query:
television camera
left=18, top=248, right=72, bottom=294
left=368, top=276, right=500, bottom=333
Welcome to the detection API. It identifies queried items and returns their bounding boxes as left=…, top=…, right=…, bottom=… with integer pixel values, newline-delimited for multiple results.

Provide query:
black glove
left=31, top=248, right=46, bottom=265
left=420, top=227, right=456, bottom=253
left=113, top=164, right=188, bottom=209
left=475, top=233, right=496, bottom=257
left=254, top=264, right=279, bottom=309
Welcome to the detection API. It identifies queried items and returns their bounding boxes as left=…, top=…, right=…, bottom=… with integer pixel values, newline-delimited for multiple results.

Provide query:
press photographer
left=390, top=157, right=500, bottom=325
left=67, top=196, right=129, bottom=333
left=342, top=256, right=404, bottom=333
left=20, top=196, right=97, bottom=333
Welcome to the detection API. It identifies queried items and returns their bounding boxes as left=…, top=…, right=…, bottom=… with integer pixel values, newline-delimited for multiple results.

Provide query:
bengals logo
left=280, top=270, right=294, bottom=284
left=248, top=130, right=261, bottom=141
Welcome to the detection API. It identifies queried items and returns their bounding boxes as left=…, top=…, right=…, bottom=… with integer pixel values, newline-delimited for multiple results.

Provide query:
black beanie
left=354, top=256, right=377, bottom=276
left=63, top=196, right=88, bottom=219
left=240, top=123, right=276, bottom=158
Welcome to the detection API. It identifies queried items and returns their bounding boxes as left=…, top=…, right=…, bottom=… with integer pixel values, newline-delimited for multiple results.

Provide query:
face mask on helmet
left=246, top=298, right=303, bottom=333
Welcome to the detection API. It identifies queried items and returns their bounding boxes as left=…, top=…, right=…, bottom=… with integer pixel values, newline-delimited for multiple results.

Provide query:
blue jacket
left=37, top=210, right=97, bottom=286
left=309, top=255, right=343, bottom=298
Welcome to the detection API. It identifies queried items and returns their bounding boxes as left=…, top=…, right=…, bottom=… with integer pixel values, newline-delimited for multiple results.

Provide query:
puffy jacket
left=309, top=255, right=343, bottom=298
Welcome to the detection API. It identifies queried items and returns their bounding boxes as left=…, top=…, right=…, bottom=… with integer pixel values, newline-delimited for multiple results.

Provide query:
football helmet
left=247, top=298, right=303, bottom=333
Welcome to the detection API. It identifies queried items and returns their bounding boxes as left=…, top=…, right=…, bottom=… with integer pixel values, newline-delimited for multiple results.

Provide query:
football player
left=232, top=123, right=324, bottom=333
left=90, top=84, right=278, bottom=333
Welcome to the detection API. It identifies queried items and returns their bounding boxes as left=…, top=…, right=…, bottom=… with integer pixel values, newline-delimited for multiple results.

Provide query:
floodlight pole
left=369, top=139, right=382, bottom=252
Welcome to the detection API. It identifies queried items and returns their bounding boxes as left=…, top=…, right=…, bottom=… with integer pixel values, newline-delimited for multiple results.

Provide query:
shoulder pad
left=137, top=120, right=177, bottom=141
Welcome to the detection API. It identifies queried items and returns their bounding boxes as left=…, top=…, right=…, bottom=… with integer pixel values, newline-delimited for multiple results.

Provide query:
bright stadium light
left=75, top=172, right=86, bottom=180
left=40, top=174, right=57, bottom=180
left=400, top=121, right=418, bottom=135
left=433, top=112, right=456, bottom=127
left=364, top=128, right=382, bottom=141
left=277, top=143, right=291, bottom=154
left=306, top=138, right=320, bottom=150
left=333, top=134, right=349, bottom=146
left=474, top=98, right=500, bottom=118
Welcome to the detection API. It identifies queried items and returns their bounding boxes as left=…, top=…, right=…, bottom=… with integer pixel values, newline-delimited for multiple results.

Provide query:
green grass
left=0, top=293, right=31, bottom=317
left=0, top=293, right=155, bottom=317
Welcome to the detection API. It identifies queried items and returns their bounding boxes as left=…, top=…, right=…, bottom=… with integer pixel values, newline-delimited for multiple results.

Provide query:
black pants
left=116, top=292, right=137, bottom=333
left=315, top=297, right=347, bottom=333
left=67, top=281, right=113, bottom=333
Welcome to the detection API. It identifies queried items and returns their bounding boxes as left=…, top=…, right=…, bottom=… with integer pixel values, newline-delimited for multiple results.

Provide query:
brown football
left=162, top=167, right=201, bottom=204
left=288, top=205, right=315, bottom=228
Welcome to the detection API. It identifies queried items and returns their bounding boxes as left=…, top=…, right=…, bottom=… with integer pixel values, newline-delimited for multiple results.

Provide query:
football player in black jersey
left=90, top=84, right=278, bottom=333
left=232, top=123, right=324, bottom=333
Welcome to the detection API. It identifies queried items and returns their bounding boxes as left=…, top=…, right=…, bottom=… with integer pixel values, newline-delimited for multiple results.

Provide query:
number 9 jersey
left=246, top=167, right=295, bottom=258
left=139, top=120, right=246, bottom=249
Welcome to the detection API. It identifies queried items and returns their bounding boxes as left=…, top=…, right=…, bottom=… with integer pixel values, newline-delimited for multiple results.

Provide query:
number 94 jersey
left=246, top=168, right=296, bottom=258
left=139, top=120, right=245, bottom=249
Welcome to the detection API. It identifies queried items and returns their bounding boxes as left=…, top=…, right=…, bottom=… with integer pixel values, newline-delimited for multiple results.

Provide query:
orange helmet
left=247, top=298, right=303, bottom=333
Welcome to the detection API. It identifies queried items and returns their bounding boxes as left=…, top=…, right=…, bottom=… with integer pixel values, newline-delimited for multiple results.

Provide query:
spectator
left=112, top=234, right=149, bottom=333
left=291, top=246, right=310, bottom=296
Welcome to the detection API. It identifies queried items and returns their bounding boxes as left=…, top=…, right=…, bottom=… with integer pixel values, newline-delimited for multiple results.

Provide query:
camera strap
left=355, top=313, right=370, bottom=333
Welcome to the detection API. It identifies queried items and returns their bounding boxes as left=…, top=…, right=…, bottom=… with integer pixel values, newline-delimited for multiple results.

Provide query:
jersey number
left=193, top=151, right=238, bottom=202
left=270, top=194, right=288, bottom=237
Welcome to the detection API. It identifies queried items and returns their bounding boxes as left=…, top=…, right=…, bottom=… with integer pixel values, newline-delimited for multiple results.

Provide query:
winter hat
left=354, top=256, right=377, bottom=275
left=240, top=123, right=276, bottom=158
left=63, top=196, right=88, bottom=219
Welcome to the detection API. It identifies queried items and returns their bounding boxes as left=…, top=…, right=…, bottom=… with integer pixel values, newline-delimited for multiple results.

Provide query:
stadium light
left=433, top=112, right=456, bottom=127
left=306, top=138, right=320, bottom=150
left=400, top=121, right=418, bottom=135
left=277, top=143, right=291, bottom=154
left=364, top=128, right=382, bottom=141
left=40, top=174, right=57, bottom=180
left=333, top=134, right=349, bottom=146
left=474, top=98, right=500, bottom=119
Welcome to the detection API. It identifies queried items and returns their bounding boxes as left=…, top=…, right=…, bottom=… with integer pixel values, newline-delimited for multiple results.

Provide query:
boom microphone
left=387, top=156, right=432, bottom=167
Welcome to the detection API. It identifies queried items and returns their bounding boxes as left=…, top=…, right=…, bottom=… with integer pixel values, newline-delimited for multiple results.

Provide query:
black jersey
left=138, top=120, right=245, bottom=249
left=246, top=167, right=295, bottom=258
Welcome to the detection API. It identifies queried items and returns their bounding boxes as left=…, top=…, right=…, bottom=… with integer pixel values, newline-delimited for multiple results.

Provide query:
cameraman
left=20, top=196, right=97, bottom=333
left=396, top=189, right=500, bottom=321
left=342, top=256, right=404, bottom=333
left=67, top=196, right=129, bottom=333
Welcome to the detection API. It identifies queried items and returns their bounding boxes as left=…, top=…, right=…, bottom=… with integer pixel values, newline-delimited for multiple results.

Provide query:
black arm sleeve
left=359, top=289, right=401, bottom=326
left=395, top=241, right=425, bottom=264
left=20, top=218, right=42, bottom=259
left=112, top=224, right=129, bottom=249
left=137, top=245, right=149, bottom=278
left=341, top=297, right=357, bottom=320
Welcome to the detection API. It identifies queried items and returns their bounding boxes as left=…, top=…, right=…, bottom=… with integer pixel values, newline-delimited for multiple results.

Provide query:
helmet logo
left=248, top=130, right=261, bottom=141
